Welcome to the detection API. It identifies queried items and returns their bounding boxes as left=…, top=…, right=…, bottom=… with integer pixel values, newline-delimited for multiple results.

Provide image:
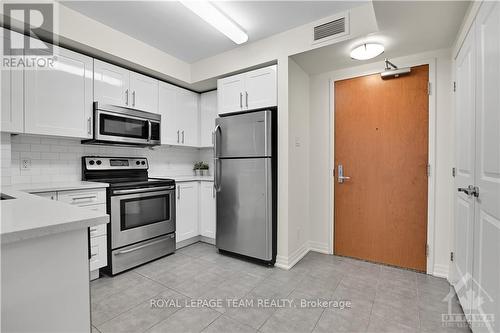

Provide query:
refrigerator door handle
left=213, top=124, right=221, bottom=191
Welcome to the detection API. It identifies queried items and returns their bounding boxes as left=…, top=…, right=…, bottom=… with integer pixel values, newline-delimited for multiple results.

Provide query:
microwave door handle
left=147, top=121, right=151, bottom=142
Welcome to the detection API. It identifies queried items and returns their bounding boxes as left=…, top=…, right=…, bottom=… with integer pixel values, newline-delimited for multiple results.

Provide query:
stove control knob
left=96, top=160, right=102, bottom=165
left=136, top=161, right=141, bottom=165
left=89, top=160, right=95, bottom=165
left=141, top=161, right=146, bottom=165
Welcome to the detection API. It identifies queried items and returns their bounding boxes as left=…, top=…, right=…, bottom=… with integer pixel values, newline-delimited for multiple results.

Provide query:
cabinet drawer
left=58, top=189, right=106, bottom=206
left=89, top=223, right=107, bottom=238
left=89, top=235, right=107, bottom=271
left=83, top=204, right=107, bottom=237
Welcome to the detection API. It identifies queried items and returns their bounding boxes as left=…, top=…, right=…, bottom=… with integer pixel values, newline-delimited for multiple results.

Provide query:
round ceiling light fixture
left=350, top=43, right=384, bottom=60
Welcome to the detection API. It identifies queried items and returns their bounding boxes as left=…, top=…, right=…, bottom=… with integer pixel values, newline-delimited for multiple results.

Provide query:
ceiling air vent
left=313, top=16, right=347, bottom=43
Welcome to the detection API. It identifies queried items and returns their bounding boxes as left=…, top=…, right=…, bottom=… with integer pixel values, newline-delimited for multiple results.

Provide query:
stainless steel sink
left=0, top=193, right=15, bottom=200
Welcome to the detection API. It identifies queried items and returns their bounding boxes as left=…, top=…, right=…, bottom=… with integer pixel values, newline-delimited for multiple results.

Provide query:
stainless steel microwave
left=82, top=102, right=161, bottom=147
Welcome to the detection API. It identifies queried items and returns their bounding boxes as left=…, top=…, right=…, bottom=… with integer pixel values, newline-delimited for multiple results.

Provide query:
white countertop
left=11, top=181, right=109, bottom=193
left=151, top=175, right=214, bottom=182
left=1, top=188, right=109, bottom=244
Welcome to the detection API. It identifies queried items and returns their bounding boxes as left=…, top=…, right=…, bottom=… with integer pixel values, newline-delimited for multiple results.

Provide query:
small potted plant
left=193, top=162, right=210, bottom=176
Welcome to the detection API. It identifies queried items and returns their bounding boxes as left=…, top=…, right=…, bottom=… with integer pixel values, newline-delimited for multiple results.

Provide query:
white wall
left=1, top=135, right=203, bottom=186
left=308, top=49, right=454, bottom=277
left=284, top=59, right=311, bottom=266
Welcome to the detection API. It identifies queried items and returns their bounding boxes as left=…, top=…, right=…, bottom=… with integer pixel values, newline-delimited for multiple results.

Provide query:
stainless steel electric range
left=82, top=156, right=176, bottom=275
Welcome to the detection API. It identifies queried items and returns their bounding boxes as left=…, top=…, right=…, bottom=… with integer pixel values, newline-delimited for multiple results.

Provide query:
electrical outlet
left=21, top=158, right=31, bottom=170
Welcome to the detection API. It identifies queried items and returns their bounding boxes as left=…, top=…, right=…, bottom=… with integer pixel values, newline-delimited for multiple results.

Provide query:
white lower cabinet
left=199, top=181, right=216, bottom=239
left=176, top=182, right=199, bottom=243
left=33, top=188, right=107, bottom=279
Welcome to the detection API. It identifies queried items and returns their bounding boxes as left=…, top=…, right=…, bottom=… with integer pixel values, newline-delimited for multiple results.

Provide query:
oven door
left=96, top=110, right=151, bottom=145
left=110, top=186, right=176, bottom=249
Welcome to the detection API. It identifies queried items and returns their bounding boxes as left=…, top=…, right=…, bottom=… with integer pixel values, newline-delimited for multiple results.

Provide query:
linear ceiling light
left=180, top=1, right=248, bottom=44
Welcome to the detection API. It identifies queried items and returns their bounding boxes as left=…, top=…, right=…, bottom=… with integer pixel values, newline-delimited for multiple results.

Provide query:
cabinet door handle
left=240, top=92, right=243, bottom=108
left=177, top=186, right=180, bottom=200
left=182, top=130, right=185, bottom=144
left=245, top=91, right=248, bottom=108
left=125, top=89, right=129, bottom=105
left=177, top=130, right=180, bottom=143
left=132, top=91, right=136, bottom=107
left=87, top=117, right=92, bottom=135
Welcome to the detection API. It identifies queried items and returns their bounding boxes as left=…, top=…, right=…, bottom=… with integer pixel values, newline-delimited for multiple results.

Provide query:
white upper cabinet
left=200, top=91, right=217, bottom=147
left=129, top=72, right=159, bottom=113
left=217, top=73, right=245, bottom=114
left=158, top=82, right=199, bottom=146
left=94, top=59, right=159, bottom=113
left=1, top=29, right=23, bottom=133
left=94, top=59, right=129, bottom=108
left=244, top=66, right=277, bottom=110
left=24, top=45, right=93, bottom=138
left=217, top=65, right=277, bottom=115
left=158, top=81, right=180, bottom=145
left=199, top=181, right=216, bottom=239
left=176, top=182, right=199, bottom=243
left=178, top=89, right=199, bottom=147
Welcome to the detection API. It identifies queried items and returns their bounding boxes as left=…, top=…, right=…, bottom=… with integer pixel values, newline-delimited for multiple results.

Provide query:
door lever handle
left=458, top=185, right=479, bottom=198
left=337, top=164, right=351, bottom=184
left=338, top=176, right=351, bottom=182
left=458, top=187, right=472, bottom=195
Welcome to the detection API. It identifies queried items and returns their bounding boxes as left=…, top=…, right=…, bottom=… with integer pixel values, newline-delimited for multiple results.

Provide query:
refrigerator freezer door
left=215, top=110, right=272, bottom=158
left=216, top=158, right=272, bottom=261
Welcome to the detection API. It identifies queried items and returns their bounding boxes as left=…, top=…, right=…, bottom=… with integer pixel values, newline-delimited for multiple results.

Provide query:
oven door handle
left=114, top=235, right=174, bottom=255
left=112, top=185, right=175, bottom=195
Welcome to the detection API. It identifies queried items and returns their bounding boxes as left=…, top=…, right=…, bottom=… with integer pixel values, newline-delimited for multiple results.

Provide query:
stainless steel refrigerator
left=214, top=109, right=277, bottom=264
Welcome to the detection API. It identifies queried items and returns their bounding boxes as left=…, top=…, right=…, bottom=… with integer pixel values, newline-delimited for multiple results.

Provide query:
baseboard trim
left=309, top=241, right=330, bottom=254
left=275, top=242, right=310, bottom=270
left=432, top=264, right=449, bottom=279
left=176, top=236, right=201, bottom=249
left=199, top=236, right=215, bottom=245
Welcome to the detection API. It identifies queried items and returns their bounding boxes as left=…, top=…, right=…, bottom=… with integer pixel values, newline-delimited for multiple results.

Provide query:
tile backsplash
left=0, top=134, right=213, bottom=186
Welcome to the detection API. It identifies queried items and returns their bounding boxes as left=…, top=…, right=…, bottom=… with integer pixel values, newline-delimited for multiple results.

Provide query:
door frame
left=328, top=58, right=437, bottom=274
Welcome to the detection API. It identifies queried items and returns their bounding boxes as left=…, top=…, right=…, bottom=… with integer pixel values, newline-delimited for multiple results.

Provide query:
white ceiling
left=291, top=1, right=470, bottom=74
left=62, top=1, right=368, bottom=63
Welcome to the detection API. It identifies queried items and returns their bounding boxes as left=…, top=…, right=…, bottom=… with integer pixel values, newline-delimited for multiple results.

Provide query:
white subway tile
left=1, top=176, right=12, bottom=186
left=41, top=152, right=59, bottom=160
left=40, top=137, right=60, bottom=145
left=50, top=145, right=68, bottom=153
left=12, top=143, right=30, bottom=152
left=12, top=175, right=31, bottom=184
left=20, top=151, right=41, bottom=159
left=31, top=144, right=51, bottom=152
left=19, top=136, right=41, bottom=144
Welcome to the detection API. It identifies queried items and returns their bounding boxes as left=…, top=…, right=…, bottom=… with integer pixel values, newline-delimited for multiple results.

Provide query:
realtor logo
left=3, top=3, right=53, bottom=56
left=442, top=273, right=495, bottom=330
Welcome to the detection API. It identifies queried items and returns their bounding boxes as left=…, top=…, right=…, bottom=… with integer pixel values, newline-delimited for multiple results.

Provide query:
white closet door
left=453, top=21, right=476, bottom=314
left=472, top=2, right=500, bottom=332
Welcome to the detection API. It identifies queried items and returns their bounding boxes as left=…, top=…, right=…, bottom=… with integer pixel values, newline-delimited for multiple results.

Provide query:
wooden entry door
left=334, top=65, right=429, bottom=272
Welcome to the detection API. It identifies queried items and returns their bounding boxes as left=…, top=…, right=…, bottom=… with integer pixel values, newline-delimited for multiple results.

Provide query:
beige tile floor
left=90, top=242, right=471, bottom=333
